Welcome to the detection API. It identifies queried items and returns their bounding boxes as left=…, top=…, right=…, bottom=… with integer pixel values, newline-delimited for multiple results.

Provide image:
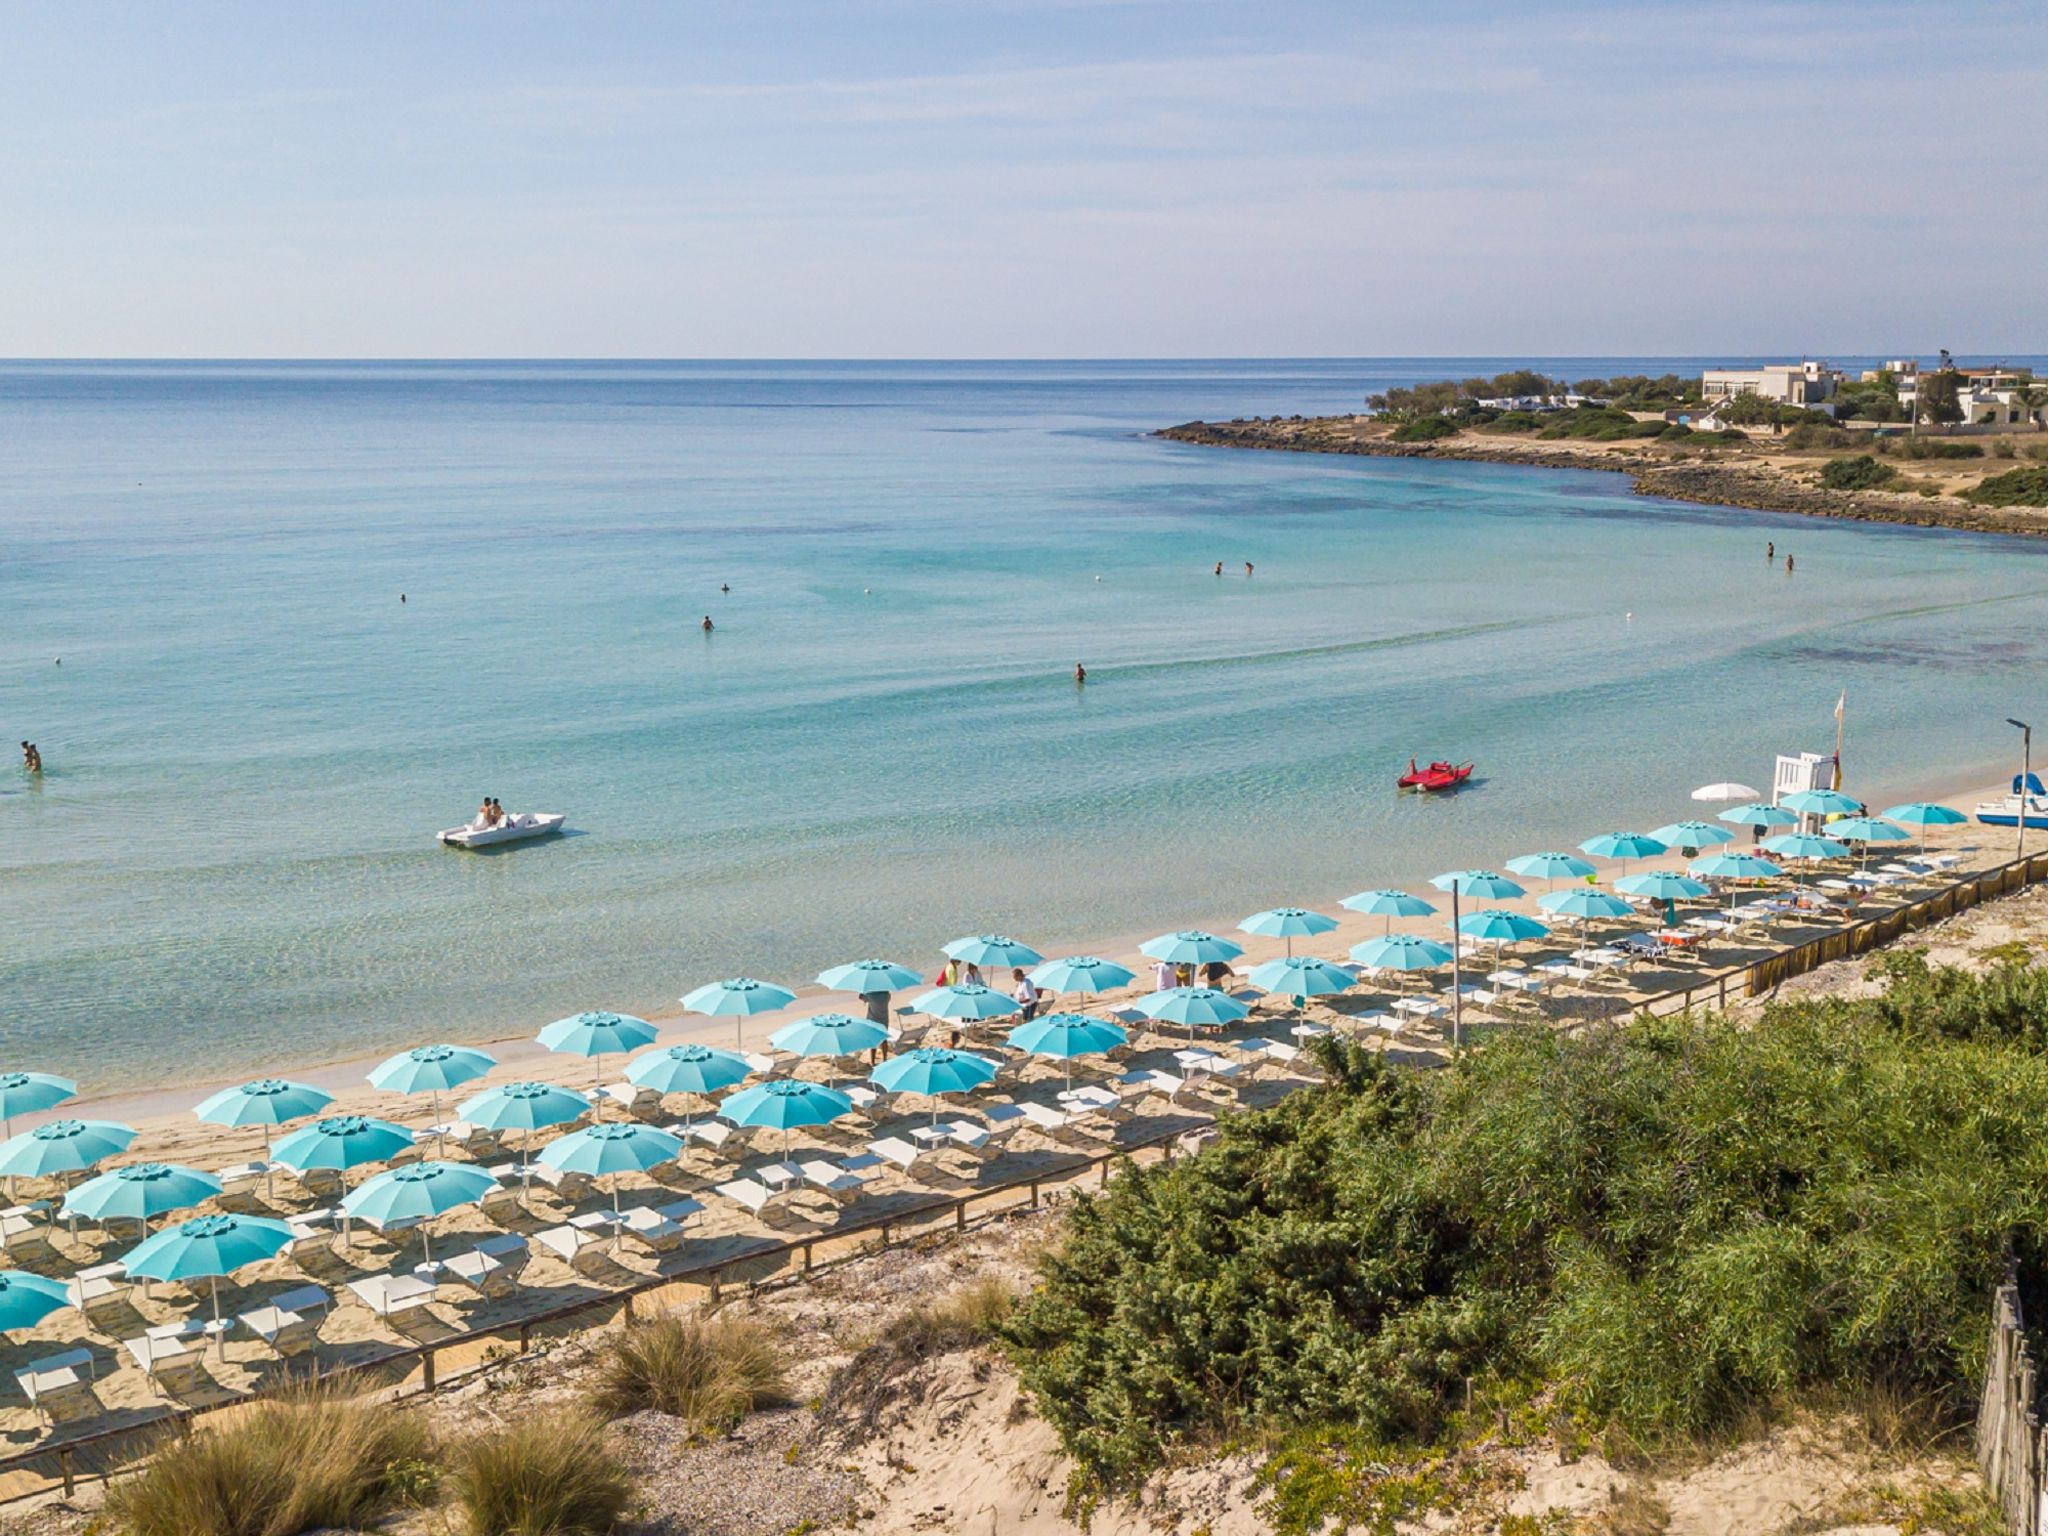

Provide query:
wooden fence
left=1979, top=1276, right=2046, bottom=1535
left=0, top=1118, right=1205, bottom=1506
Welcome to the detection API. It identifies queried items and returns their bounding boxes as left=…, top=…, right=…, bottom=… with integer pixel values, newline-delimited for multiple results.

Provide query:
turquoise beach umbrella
left=123, top=1212, right=294, bottom=1336
left=1690, top=852, right=1783, bottom=880
left=870, top=1047, right=998, bottom=1098
left=63, top=1162, right=222, bottom=1236
left=1027, top=956, right=1137, bottom=994
left=1131, top=986, right=1248, bottom=1043
left=1720, top=801, right=1798, bottom=829
left=1456, top=909, right=1550, bottom=943
left=944, top=935, right=1044, bottom=969
left=1578, top=832, right=1667, bottom=875
left=1505, top=852, right=1596, bottom=887
left=537, top=1011, right=661, bottom=1111
left=0, top=1271, right=71, bottom=1334
left=721, top=1078, right=853, bottom=1155
left=910, top=983, right=1020, bottom=1022
left=1538, top=888, right=1634, bottom=922
left=1248, top=955, right=1354, bottom=1000
left=1430, top=870, right=1525, bottom=900
left=194, top=1079, right=334, bottom=1128
left=537, top=1123, right=683, bottom=1213
left=0, top=1119, right=136, bottom=1179
left=1010, top=1013, right=1128, bottom=1090
left=0, top=1073, right=75, bottom=1138
left=1238, top=907, right=1339, bottom=960
left=1828, top=816, right=1908, bottom=843
left=459, top=1080, right=591, bottom=1177
left=341, top=1161, right=495, bottom=1264
left=682, top=977, right=798, bottom=1049
left=1781, top=788, right=1861, bottom=817
left=1880, top=801, right=1968, bottom=855
left=1762, top=832, right=1851, bottom=861
left=367, top=1043, right=496, bottom=1148
left=1650, top=820, right=1735, bottom=853
left=1139, top=930, right=1245, bottom=966
left=1349, top=933, right=1453, bottom=971
left=816, top=959, right=924, bottom=995
left=625, top=1043, right=752, bottom=1098
left=1340, top=888, right=1437, bottom=935
left=770, top=1013, right=889, bottom=1057
left=1615, top=871, right=1710, bottom=901
left=273, top=1115, right=414, bottom=1173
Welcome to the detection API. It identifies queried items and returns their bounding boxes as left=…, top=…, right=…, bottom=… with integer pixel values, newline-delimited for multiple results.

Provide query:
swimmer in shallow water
left=702, top=615, right=714, bottom=631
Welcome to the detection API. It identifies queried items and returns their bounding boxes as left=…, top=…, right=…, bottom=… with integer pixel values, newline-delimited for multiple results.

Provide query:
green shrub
left=1007, top=975, right=2048, bottom=1493
left=448, top=1409, right=630, bottom=1536
left=1819, top=455, right=1896, bottom=491
left=1538, top=407, right=1665, bottom=442
left=1782, top=422, right=1857, bottom=451
left=1965, top=467, right=2048, bottom=508
left=106, top=1384, right=433, bottom=1536
left=1894, top=436, right=1983, bottom=460
left=592, top=1311, right=785, bottom=1434
left=1391, top=416, right=1462, bottom=442
left=1479, top=410, right=1544, bottom=433
left=1655, top=423, right=1693, bottom=441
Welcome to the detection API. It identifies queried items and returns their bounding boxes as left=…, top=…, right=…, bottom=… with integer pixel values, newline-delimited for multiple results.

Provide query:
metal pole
left=1450, top=882, right=1462, bottom=1051
left=2010, top=719, right=2032, bottom=861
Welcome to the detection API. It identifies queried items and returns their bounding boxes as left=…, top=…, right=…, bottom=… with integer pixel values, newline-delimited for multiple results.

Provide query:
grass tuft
left=448, top=1407, right=631, bottom=1536
left=591, top=1310, right=786, bottom=1435
left=104, top=1380, right=432, bottom=1536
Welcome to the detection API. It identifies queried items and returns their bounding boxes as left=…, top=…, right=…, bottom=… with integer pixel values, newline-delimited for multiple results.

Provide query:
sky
left=2, top=0, right=2043, bottom=358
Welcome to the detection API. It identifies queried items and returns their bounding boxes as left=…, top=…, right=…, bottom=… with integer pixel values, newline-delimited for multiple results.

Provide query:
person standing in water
left=1785, top=554, right=1794, bottom=574
left=1244, top=560, right=1254, bottom=576
left=1766, top=542, right=1774, bottom=561
left=701, top=615, right=714, bottom=631
left=21, top=742, right=41, bottom=773
left=1213, top=561, right=1223, bottom=576
left=1074, top=662, right=1086, bottom=684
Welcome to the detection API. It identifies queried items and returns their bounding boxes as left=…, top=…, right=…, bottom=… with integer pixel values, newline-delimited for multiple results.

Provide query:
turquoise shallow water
left=5, top=359, right=2048, bottom=1089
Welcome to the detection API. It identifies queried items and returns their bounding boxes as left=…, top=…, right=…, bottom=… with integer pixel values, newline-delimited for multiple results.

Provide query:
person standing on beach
left=1153, top=958, right=1175, bottom=992
left=1012, top=967, right=1041, bottom=1020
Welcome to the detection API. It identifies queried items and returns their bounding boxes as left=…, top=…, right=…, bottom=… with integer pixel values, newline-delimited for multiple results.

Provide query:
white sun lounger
left=238, top=1284, right=332, bottom=1356
left=15, top=1348, right=97, bottom=1425
left=796, top=1159, right=871, bottom=1201
left=712, top=1179, right=784, bottom=1217
left=348, top=1271, right=438, bottom=1320
left=125, top=1328, right=207, bottom=1394
left=533, top=1223, right=609, bottom=1268
left=66, top=1262, right=131, bottom=1331
left=864, top=1136, right=928, bottom=1173
left=1116, top=1068, right=1184, bottom=1100
left=1015, top=1102, right=1073, bottom=1136
left=438, top=1235, right=530, bottom=1298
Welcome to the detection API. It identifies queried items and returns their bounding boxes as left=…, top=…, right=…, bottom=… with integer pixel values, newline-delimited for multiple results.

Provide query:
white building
left=1701, top=361, right=1841, bottom=407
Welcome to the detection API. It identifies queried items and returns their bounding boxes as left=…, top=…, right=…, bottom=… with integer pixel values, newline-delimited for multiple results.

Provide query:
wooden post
left=421, top=1347, right=436, bottom=1393
left=802, top=1242, right=814, bottom=1273
left=1030, top=1179, right=1041, bottom=1209
left=58, top=1447, right=73, bottom=1498
left=955, top=1200, right=967, bottom=1233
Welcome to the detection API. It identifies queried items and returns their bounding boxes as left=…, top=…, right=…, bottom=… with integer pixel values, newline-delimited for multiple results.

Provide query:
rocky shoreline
left=1155, top=417, right=2048, bottom=539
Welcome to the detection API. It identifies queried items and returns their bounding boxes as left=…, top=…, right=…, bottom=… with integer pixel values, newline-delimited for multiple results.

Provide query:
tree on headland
left=1916, top=366, right=1963, bottom=429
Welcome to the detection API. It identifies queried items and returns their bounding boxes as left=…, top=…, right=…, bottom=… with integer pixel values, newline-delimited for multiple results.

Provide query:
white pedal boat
left=437, top=812, right=565, bottom=849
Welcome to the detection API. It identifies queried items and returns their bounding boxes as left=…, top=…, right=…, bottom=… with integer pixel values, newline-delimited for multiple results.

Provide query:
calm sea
left=5, top=358, right=2047, bottom=1089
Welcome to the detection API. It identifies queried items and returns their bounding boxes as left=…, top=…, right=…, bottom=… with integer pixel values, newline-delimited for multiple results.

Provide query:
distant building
left=1700, top=361, right=1841, bottom=407
left=1858, top=359, right=1919, bottom=384
left=1892, top=363, right=2041, bottom=426
left=1472, top=392, right=1607, bottom=412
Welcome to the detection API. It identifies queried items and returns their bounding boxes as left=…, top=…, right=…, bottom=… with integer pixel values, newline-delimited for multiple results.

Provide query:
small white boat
left=1975, top=774, right=2048, bottom=829
left=437, top=812, right=566, bottom=849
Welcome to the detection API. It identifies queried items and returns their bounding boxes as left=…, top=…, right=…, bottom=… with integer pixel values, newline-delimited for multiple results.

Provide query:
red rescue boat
left=1398, top=758, right=1474, bottom=792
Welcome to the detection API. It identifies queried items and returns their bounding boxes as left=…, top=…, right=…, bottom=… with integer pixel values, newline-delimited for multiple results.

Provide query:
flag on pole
left=1832, top=691, right=1846, bottom=790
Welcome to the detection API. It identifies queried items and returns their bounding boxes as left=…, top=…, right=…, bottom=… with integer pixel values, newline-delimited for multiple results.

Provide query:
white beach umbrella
left=1691, top=782, right=1760, bottom=803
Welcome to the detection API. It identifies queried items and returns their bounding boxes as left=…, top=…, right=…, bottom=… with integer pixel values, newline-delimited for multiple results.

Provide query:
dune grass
left=827, top=1275, right=1020, bottom=1438
left=104, top=1381, right=434, bottom=1536
left=590, top=1310, right=786, bottom=1435
left=448, top=1407, right=631, bottom=1536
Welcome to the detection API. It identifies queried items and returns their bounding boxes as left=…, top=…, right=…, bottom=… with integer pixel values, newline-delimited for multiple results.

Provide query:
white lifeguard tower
left=1772, top=751, right=1834, bottom=806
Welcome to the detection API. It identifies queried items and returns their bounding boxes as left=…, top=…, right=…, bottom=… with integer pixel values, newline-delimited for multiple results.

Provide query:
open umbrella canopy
left=625, top=1044, right=753, bottom=1097
left=1651, top=820, right=1736, bottom=852
left=63, top=1163, right=221, bottom=1226
left=1010, top=1014, right=1128, bottom=1059
left=1579, top=831, right=1669, bottom=861
left=1762, top=833, right=1852, bottom=861
left=869, top=1048, right=999, bottom=1098
left=1340, top=889, right=1437, bottom=918
left=943, top=935, right=1044, bottom=969
left=123, top=1213, right=292, bottom=1282
left=1429, top=870, right=1525, bottom=900
left=341, top=1161, right=495, bottom=1228
left=537, top=1011, right=659, bottom=1058
left=457, top=1080, right=590, bottom=1133
left=1615, top=871, right=1711, bottom=901
left=1138, top=930, right=1245, bottom=965
left=1692, top=781, right=1761, bottom=802
left=1130, top=987, right=1249, bottom=1027
left=1027, top=957, right=1137, bottom=993
left=816, top=958, right=925, bottom=994
left=0, top=1073, right=75, bottom=1125
left=194, top=1079, right=333, bottom=1128
left=910, top=983, right=1020, bottom=1021
left=1690, top=852, right=1784, bottom=880
left=1826, top=817, right=1910, bottom=844
left=1238, top=907, right=1339, bottom=940
left=367, top=1045, right=495, bottom=1097
left=1247, top=955, right=1354, bottom=997
left=0, top=1271, right=71, bottom=1333
left=1539, top=889, right=1634, bottom=920
left=1882, top=802, right=1969, bottom=828
left=1505, top=852, right=1597, bottom=881
left=272, top=1115, right=414, bottom=1173
left=0, top=1120, right=136, bottom=1179
left=1350, top=933, right=1454, bottom=970
left=681, top=978, right=798, bottom=1017
left=770, top=1013, right=889, bottom=1057
left=537, top=1122, right=682, bottom=1178
left=1720, top=801, right=1798, bottom=829
left=1781, top=788, right=1862, bottom=817
left=1456, top=909, right=1550, bottom=943
left=721, top=1079, right=853, bottom=1131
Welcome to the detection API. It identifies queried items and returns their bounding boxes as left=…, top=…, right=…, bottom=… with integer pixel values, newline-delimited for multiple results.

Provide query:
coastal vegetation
left=592, top=1311, right=788, bottom=1434
left=1820, top=454, right=1897, bottom=491
left=1967, top=467, right=2048, bottom=508
left=1367, top=370, right=1700, bottom=420
left=447, top=1408, right=632, bottom=1536
left=1005, top=958, right=2048, bottom=1512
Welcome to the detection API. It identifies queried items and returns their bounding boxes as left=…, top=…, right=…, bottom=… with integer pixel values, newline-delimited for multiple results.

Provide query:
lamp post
left=1449, top=882, right=1462, bottom=1052
left=2009, top=717, right=2032, bottom=860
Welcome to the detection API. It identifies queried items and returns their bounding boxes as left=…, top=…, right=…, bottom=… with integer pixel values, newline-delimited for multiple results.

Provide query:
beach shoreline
left=1155, top=417, right=2048, bottom=539
left=36, top=762, right=2018, bottom=1146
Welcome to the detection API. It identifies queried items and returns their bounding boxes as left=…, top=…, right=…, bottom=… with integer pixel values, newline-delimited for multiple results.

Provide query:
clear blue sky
left=3, top=0, right=2042, bottom=358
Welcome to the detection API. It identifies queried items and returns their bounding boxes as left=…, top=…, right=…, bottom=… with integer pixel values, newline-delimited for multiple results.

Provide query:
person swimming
left=720, top=583, right=730, bottom=594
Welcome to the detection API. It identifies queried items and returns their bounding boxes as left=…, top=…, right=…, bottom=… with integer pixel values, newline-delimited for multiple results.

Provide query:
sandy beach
left=0, top=767, right=2022, bottom=1480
